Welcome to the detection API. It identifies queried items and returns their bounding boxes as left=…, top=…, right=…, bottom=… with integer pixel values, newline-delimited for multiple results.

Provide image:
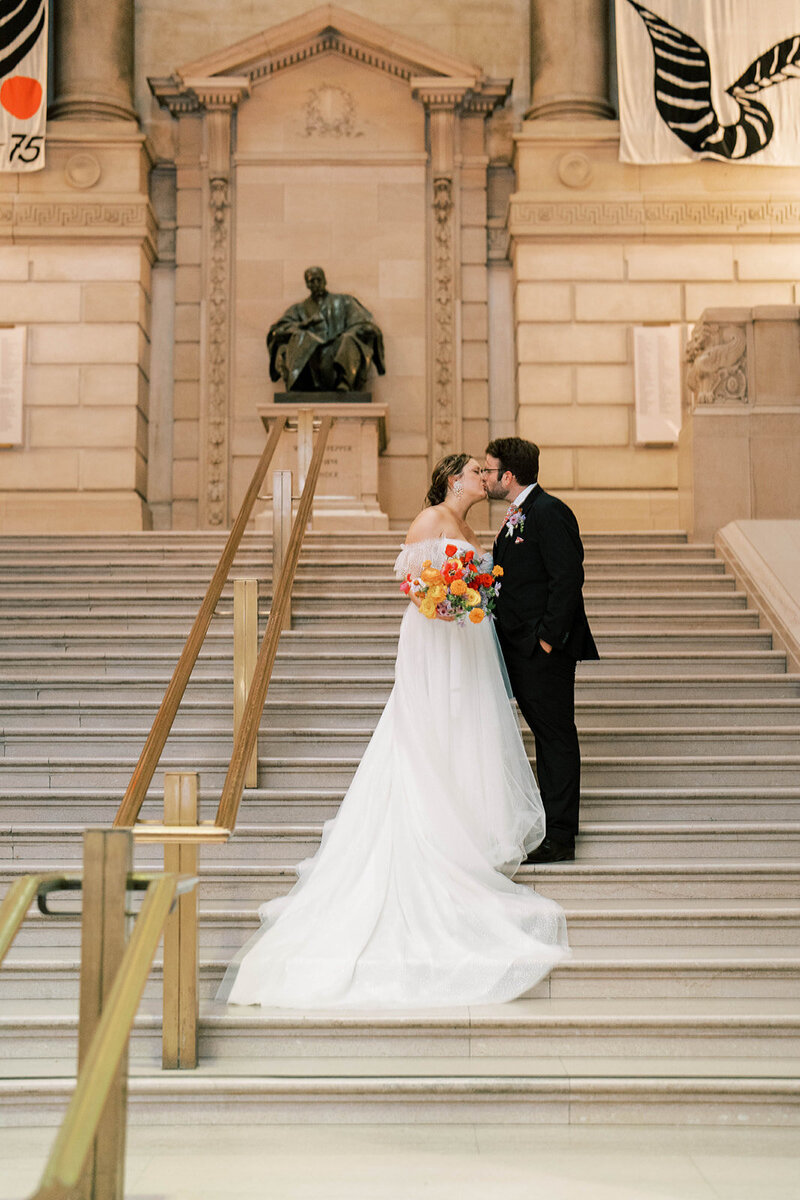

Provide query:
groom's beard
left=485, top=484, right=509, bottom=502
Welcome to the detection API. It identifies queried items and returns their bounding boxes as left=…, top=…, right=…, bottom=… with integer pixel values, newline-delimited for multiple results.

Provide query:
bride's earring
left=453, top=480, right=464, bottom=498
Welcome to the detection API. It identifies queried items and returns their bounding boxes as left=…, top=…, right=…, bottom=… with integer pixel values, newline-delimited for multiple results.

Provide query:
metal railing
left=0, top=829, right=198, bottom=1200
left=113, top=412, right=331, bottom=839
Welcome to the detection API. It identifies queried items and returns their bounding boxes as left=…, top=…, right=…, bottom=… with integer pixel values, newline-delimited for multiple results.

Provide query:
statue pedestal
left=255, top=400, right=390, bottom=532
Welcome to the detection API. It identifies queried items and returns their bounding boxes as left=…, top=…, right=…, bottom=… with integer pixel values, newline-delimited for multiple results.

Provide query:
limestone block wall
left=511, top=122, right=800, bottom=532
left=0, top=127, right=155, bottom=532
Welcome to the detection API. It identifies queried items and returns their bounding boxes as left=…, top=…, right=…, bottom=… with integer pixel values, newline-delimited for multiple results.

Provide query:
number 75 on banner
left=0, top=0, right=48, bottom=173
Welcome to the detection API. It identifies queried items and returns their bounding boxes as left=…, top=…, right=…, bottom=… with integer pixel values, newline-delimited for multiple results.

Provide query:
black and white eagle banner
left=0, top=0, right=48, bottom=172
left=617, top=0, right=800, bottom=164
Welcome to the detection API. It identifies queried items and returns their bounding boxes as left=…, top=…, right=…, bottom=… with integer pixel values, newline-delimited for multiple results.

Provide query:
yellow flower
left=427, top=584, right=447, bottom=604
left=464, top=588, right=481, bottom=607
left=492, top=565, right=504, bottom=577
left=469, top=608, right=485, bottom=624
left=450, top=578, right=467, bottom=596
left=420, top=598, right=438, bottom=619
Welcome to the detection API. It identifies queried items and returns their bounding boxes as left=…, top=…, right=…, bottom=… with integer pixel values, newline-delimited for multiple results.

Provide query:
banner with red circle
left=1, top=0, right=48, bottom=172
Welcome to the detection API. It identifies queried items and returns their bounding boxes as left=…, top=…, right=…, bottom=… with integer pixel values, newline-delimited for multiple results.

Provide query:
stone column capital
left=149, top=75, right=250, bottom=117
left=411, top=77, right=475, bottom=111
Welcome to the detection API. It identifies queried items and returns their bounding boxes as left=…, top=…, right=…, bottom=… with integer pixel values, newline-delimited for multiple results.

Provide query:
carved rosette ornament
left=686, top=321, right=749, bottom=407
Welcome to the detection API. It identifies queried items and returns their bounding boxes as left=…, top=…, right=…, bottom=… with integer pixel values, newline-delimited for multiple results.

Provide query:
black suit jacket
left=493, top=486, right=599, bottom=662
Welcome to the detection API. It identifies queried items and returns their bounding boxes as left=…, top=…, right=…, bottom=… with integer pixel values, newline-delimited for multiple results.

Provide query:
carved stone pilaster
left=431, top=176, right=456, bottom=456
left=413, top=81, right=469, bottom=459
left=153, top=76, right=248, bottom=526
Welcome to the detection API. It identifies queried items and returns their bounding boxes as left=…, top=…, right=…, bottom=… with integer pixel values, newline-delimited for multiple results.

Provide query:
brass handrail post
left=33, top=871, right=190, bottom=1200
left=162, top=773, right=199, bottom=1069
left=215, top=415, right=332, bottom=832
left=233, top=580, right=259, bottom=788
left=76, top=829, right=132, bottom=1200
left=114, top=415, right=286, bottom=829
left=272, top=469, right=293, bottom=630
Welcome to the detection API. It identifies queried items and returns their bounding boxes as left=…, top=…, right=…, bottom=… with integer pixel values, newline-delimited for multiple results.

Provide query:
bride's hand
left=408, top=591, right=455, bottom=621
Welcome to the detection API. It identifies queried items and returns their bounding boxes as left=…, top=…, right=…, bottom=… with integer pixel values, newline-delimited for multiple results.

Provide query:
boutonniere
left=505, top=509, right=525, bottom=538
left=515, top=536, right=524, bottom=544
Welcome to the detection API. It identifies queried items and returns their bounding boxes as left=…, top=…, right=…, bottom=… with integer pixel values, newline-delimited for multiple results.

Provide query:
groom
left=483, top=437, right=598, bottom=863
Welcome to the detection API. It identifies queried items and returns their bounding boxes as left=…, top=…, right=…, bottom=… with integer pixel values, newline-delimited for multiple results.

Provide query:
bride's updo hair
left=425, top=452, right=470, bottom=507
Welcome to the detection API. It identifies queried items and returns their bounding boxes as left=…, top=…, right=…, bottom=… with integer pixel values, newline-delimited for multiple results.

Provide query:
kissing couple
left=218, top=437, right=598, bottom=1010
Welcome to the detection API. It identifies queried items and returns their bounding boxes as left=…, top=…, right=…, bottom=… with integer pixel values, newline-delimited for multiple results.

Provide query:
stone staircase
left=1, top=529, right=799, bottom=1127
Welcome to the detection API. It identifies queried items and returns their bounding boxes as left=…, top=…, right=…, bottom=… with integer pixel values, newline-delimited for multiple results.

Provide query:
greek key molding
left=509, top=196, right=800, bottom=237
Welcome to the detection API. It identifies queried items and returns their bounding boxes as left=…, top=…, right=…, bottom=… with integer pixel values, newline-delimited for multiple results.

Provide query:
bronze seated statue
left=267, top=266, right=385, bottom=393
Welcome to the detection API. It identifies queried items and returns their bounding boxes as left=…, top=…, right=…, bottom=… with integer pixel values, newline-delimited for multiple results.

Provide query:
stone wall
left=510, top=121, right=800, bottom=530
left=0, top=126, right=154, bottom=532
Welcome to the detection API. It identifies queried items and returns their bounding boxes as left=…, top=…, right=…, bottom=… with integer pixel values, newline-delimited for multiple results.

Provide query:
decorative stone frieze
left=509, top=196, right=800, bottom=239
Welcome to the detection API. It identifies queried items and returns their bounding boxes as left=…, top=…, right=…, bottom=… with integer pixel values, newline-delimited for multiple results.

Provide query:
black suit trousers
left=501, top=639, right=580, bottom=844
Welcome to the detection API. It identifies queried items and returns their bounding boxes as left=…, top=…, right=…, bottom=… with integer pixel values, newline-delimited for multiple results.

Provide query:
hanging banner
left=0, top=0, right=48, bottom=172
left=617, top=0, right=800, bottom=164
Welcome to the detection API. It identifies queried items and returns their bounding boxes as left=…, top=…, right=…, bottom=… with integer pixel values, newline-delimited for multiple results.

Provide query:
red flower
left=444, top=543, right=458, bottom=557
left=479, top=573, right=494, bottom=587
left=464, top=550, right=474, bottom=562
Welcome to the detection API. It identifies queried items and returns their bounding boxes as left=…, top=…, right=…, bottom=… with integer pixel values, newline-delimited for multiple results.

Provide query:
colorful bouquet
left=401, top=544, right=503, bottom=625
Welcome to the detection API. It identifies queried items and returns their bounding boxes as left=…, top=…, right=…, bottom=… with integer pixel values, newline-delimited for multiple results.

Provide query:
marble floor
left=2, top=1123, right=800, bottom=1200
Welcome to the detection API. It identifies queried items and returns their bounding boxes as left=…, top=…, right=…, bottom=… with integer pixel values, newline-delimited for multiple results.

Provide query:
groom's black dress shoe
left=524, top=838, right=575, bottom=865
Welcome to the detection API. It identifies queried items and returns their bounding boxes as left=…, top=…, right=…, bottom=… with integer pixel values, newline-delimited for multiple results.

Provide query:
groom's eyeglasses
left=480, top=468, right=504, bottom=477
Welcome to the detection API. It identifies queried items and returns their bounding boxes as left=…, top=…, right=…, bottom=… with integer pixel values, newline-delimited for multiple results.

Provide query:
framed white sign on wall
left=0, top=325, right=26, bottom=446
left=633, top=324, right=683, bottom=446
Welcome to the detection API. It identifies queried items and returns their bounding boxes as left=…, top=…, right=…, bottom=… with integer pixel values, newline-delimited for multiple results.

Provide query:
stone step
left=0, top=594, right=752, bottom=630
left=3, top=786, right=798, bottom=825
left=1, top=997, right=797, bottom=1063
left=2, top=945, right=799, bottom=1003
left=0, top=610, right=766, bottom=647
left=2, top=723, right=797, bottom=759
left=5, top=697, right=800, bottom=732
left=4, top=673, right=798, bottom=702
left=5, top=860, right=799, bottom=902
left=0, top=556, right=724, bottom=585
left=2, top=753, right=798, bottom=789
left=0, top=649, right=786, bottom=678
left=1, top=1068, right=796, bottom=1128
left=11, top=898, right=800, bottom=952
left=5, top=821, right=800, bottom=865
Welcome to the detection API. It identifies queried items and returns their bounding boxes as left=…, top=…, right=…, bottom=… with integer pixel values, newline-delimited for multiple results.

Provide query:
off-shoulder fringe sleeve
left=393, top=538, right=448, bottom=580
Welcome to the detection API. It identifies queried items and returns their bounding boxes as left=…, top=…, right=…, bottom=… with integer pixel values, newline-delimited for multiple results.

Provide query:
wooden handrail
left=113, top=416, right=287, bottom=828
left=215, top=414, right=332, bottom=831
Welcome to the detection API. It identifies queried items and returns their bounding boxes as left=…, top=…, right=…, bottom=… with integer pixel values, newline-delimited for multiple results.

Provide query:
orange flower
left=469, top=608, right=484, bottom=624
left=420, top=567, right=444, bottom=584
left=444, top=543, right=458, bottom=557
left=450, top=578, right=467, bottom=596
left=492, top=565, right=504, bottom=577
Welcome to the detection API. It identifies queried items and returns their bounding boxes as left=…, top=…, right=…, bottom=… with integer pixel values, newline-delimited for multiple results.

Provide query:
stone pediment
left=150, top=4, right=510, bottom=114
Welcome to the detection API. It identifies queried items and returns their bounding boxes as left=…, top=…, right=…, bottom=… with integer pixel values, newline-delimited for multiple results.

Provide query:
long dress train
left=217, top=538, right=569, bottom=1009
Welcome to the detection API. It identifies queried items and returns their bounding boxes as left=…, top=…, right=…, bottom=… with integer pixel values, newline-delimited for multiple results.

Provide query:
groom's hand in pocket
left=539, top=639, right=552, bottom=654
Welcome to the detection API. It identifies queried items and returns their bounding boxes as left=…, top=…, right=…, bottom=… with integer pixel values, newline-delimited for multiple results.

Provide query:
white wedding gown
left=218, top=538, right=569, bottom=1009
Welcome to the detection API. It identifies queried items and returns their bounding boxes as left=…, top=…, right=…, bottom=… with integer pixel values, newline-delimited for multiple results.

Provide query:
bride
left=217, top=453, right=569, bottom=1009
